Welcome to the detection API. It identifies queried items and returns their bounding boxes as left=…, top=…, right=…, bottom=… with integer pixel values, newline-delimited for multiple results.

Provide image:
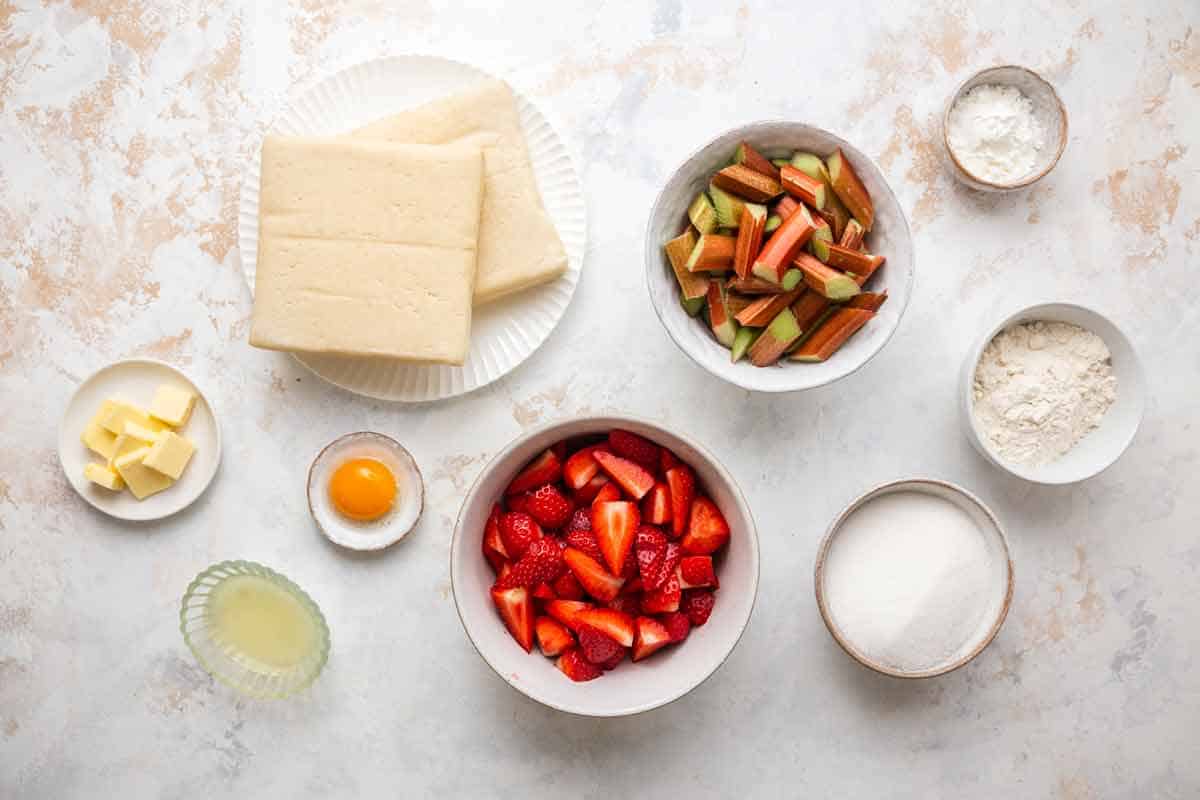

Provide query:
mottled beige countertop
left=2, top=1, right=1198, bottom=797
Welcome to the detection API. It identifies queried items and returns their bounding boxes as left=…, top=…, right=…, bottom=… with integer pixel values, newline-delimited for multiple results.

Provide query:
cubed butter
left=110, top=421, right=162, bottom=467
left=142, top=431, right=195, bottom=480
left=249, top=137, right=484, bottom=365
left=99, top=399, right=167, bottom=436
left=113, top=447, right=174, bottom=500
left=149, top=384, right=196, bottom=428
left=83, top=462, right=124, bottom=491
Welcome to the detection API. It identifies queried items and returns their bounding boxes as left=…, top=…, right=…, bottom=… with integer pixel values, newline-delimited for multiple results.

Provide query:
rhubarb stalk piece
left=734, top=141, right=781, bottom=180
left=764, top=214, right=782, bottom=234
left=747, top=308, right=802, bottom=366
left=688, top=193, right=718, bottom=235
left=780, top=165, right=826, bottom=209
left=826, top=148, right=874, bottom=231
left=795, top=252, right=860, bottom=301
left=839, top=218, right=865, bottom=250
left=734, top=287, right=803, bottom=327
left=705, top=281, right=739, bottom=348
left=682, top=294, right=706, bottom=316
left=790, top=152, right=851, bottom=238
left=825, top=243, right=877, bottom=274
left=847, top=290, right=888, bottom=312
left=711, top=164, right=783, bottom=204
left=664, top=228, right=710, bottom=301
left=733, top=203, right=768, bottom=279
left=790, top=290, right=831, bottom=333
left=708, top=184, right=745, bottom=229
left=751, top=210, right=815, bottom=284
left=790, top=308, right=874, bottom=362
left=726, top=275, right=788, bottom=295
left=685, top=234, right=737, bottom=273
left=809, top=213, right=833, bottom=262
left=725, top=291, right=754, bottom=318
left=780, top=268, right=804, bottom=291
left=774, top=195, right=801, bottom=221
left=730, top=326, right=761, bottom=363
left=851, top=254, right=886, bottom=286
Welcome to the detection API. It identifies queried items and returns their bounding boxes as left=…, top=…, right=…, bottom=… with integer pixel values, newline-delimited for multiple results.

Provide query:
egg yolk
left=328, top=458, right=396, bottom=521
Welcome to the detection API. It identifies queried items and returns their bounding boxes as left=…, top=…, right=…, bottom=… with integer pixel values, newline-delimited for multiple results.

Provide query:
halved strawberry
left=659, top=611, right=691, bottom=643
left=596, top=649, right=626, bottom=671
left=641, top=482, right=672, bottom=526
left=640, top=572, right=681, bottom=614
left=533, top=582, right=557, bottom=600
left=632, top=616, right=672, bottom=661
left=593, top=450, right=656, bottom=500
left=550, top=440, right=568, bottom=461
left=606, top=593, right=641, bottom=617
left=496, top=538, right=565, bottom=589
left=562, top=548, right=625, bottom=602
left=563, top=445, right=605, bottom=490
left=574, top=607, right=636, bottom=647
left=678, top=555, right=718, bottom=589
left=621, top=577, right=643, bottom=595
left=557, top=647, right=602, bottom=682
left=635, top=525, right=667, bottom=588
left=660, top=448, right=681, bottom=473
left=498, top=511, right=543, bottom=560
left=544, top=599, right=593, bottom=632
left=665, top=465, right=695, bottom=539
left=592, top=501, right=640, bottom=576
left=683, top=589, right=715, bottom=626
left=491, top=585, right=535, bottom=652
left=578, top=624, right=624, bottom=665
left=647, top=542, right=682, bottom=592
left=608, top=429, right=661, bottom=473
left=526, top=484, right=572, bottom=529
left=505, top=492, right=533, bottom=514
left=565, top=507, right=592, bottom=535
left=574, top=474, right=610, bottom=504
left=482, top=504, right=508, bottom=573
left=535, top=616, right=574, bottom=657
left=681, top=496, right=730, bottom=555
left=506, top=449, right=562, bottom=495
left=551, top=570, right=585, bottom=601
left=591, top=481, right=622, bottom=506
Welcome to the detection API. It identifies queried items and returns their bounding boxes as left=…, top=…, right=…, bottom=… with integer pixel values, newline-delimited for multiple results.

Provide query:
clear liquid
left=208, top=575, right=319, bottom=671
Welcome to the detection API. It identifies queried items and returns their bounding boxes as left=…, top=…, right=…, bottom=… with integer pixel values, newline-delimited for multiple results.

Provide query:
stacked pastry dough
left=250, top=79, right=567, bottom=366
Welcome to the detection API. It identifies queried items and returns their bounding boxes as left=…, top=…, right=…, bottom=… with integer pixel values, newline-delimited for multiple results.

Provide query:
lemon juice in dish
left=208, top=573, right=320, bottom=671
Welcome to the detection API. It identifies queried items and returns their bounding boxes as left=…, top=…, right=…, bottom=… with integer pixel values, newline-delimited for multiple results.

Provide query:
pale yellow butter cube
left=99, top=400, right=166, bottom=436
left=149, top=384, right=196, bottom=428
left=109, top=421, right=162, bottom=467
left=113, top=447, right=174, bottom=500
left=81, top=400, right=119, bottom=459
left=142, top=431, right=195, bottom=480
left=83, top=462, right=124, bottom=491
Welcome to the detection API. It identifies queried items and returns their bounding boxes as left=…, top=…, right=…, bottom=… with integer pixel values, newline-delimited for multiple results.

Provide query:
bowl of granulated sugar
left=814, top=479, right=1013, bottom=678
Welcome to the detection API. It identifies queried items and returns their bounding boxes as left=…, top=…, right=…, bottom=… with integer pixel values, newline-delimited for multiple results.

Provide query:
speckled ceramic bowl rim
left=306, top=431, right=425, bottom=551
left=813, top=477, right=1014, bottom=679
left=180, top=559, right=332, bottom=699
left=958, top=302, right=1145, bottom=484
left=450, top=414, right=760, bottom=717
left=644, top=120, right=914, bottom=393
left=942, top=64, right=1069, bottom=190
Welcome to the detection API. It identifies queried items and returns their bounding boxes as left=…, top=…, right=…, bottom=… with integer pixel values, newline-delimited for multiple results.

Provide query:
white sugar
left=822, top=489, right=1006, bottom=674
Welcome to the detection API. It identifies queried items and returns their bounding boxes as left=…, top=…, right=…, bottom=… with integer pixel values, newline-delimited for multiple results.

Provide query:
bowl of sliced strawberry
left=451, top=416, right=758, bottom=716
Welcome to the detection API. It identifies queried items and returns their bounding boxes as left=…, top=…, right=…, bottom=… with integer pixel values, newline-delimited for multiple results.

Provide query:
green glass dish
left=180, top=560, right=331, bottom=699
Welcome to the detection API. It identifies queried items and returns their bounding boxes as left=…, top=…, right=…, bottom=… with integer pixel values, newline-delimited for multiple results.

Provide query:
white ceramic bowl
left=959, top=303, right=1144, bottom=484
left=58, top=359, right=221, bottom=522
left=645, top=121, right=914, bottom=393
left=943, top=65, right=1068, bottom=192
left=450, top=415, right=759, bottom=716
left=814, top=478, right=1013, bottom=679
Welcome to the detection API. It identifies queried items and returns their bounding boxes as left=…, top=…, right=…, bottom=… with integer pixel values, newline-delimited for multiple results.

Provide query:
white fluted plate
left=238, top=55, right=587, bottom=402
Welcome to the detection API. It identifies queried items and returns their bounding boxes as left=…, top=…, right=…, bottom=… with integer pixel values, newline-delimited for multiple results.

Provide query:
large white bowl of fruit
left=645, top=121, right=914, bottom=392
left=451, top=416, right=758, bottom=716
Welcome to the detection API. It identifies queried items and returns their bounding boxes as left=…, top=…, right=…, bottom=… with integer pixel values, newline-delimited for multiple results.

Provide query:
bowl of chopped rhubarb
left=451, top=417, right=759, bottom=716
left=646, top=121, right=914, bottom=392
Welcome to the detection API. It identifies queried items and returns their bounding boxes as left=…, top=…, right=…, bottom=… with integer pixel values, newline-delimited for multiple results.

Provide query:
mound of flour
left=972, top=320, right=1117, bottom=466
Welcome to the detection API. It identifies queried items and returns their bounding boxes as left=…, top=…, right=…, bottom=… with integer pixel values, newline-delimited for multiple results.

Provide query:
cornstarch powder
left=947, top=83, right=1046, bottom=183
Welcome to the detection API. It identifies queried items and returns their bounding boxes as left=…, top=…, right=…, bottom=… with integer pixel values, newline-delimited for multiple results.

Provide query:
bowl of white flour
left=942, top=65, right=1068, bottom=192
left=815, top=478, right=1013, bottom=678
left=960, top=303, right=1145, bottom=484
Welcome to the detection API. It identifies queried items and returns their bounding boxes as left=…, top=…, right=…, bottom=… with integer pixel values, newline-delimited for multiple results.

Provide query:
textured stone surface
left=2, top=1, right=1198, bottom=797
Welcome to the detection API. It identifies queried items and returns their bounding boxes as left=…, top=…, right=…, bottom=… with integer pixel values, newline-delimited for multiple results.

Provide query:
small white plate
left=58, top=359, right=221, bottom=522
left=238, top=54, right=587, bottom=402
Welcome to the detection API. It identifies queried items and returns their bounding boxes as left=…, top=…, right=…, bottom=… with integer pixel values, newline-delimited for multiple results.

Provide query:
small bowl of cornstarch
left=943, top=65, right=1067, bottom=191
left=960, top=303, right=1145, bottom=484
left=815, top=479, right=1013, bottom=678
